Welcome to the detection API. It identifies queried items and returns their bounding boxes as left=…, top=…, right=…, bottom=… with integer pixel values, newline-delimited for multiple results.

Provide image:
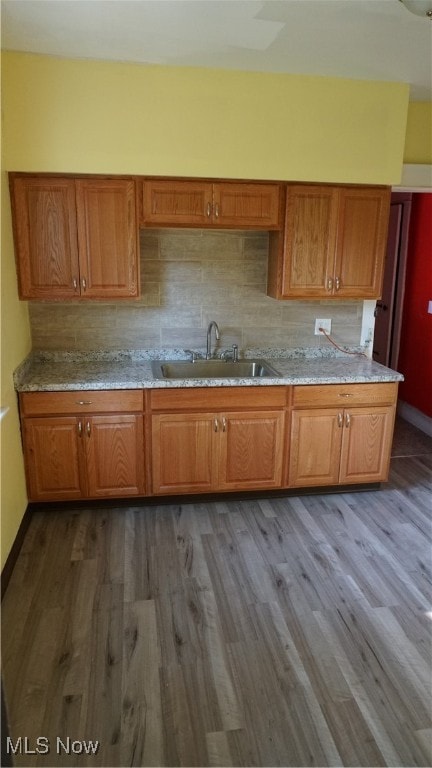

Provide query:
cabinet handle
left=222, top=417, right=227, bottom=432
left=214, top=203, right=219, bottom=219
left=335, top=276, right=341, bottom=291
left=345, top=413, right=351, bottom=428
left=75, top=400, right=93, bottom=405
left=327, top=277, right=333, bottom=291
left=338, top=393, right=353, bottom=398
left=86, top=421, right=91, bottom=437
left=214, top=418, right=219, bottom=433
left=77, top=420, right=83, bottom=437
left=337, top=412, right=343, bottom=428
left=73, top=277, right=78, bottom=291
left=82, top=277, right=87, bottom=291
left=206, top=202, right=212, bottom=218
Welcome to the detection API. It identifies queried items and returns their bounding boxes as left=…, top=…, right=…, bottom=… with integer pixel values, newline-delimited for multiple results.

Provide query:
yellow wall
left=1, top=172, right=31, bottom=570
left=2, top=51, right=409, bottom=184
left=403, top=102, right=432, bottom=164
left=0, top=51, right=414, bottom=568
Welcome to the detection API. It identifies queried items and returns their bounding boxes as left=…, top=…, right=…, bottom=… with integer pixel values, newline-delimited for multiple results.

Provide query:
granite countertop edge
left=14, top=349, right=404, bottom=392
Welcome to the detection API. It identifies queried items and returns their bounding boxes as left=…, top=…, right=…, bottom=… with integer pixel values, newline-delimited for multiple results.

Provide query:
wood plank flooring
left=2, top=418, right=432, bottom=767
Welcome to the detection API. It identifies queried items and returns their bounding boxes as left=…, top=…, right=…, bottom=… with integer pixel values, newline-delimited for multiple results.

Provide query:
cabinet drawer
left=20, top=390, right=144, bottom=416
left=292, top=383, right=398, bottom=408
left=150, top=386, right=289, bottom=412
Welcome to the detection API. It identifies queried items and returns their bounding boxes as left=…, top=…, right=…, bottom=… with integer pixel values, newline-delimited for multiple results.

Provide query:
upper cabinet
left=267, top=184, right=391, bottom=300
left=10, top=177, right=79, bottom=299
left=74, top=179, right=139, bottom=298
left=10, top=175, right=139, bottom=300
left=140, top=179, right=284, bottom=229
left=10, top=173, right=391, bottom=303
left=334, top=187, right=391, bottom=298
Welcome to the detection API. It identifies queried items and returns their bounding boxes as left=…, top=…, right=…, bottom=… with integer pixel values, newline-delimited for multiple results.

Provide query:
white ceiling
left=1, top=0, right=431, bottom=99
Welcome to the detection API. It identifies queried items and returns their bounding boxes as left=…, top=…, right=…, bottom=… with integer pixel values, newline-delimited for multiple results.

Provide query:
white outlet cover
left=428, top=300, right=432, bottom=314
left=315, top=318, right=332, bottom=335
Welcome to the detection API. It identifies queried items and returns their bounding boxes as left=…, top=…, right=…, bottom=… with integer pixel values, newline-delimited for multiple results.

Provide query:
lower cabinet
left=23, top=416, right=84, bottom=501
left=19, top=382, right=398, bottom=502
left=289, top=383, right=397, bottom=488
left=150, top=388, right=287, bottom=495
left=20, top=391, right=145, bottom=501
left=151, top=413, right=216, bottom=494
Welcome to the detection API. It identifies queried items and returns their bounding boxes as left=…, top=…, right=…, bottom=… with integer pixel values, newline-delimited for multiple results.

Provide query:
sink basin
left=151, top=359, right=281, bottom=380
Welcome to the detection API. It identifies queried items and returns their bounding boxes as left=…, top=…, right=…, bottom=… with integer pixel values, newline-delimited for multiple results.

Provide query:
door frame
left=373, top=192, right=412, bottom=368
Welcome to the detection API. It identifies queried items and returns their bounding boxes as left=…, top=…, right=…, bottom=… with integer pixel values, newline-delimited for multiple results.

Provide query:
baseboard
left=1, top=505, right=33, bottom=600
left=397, top=400, right=432, bottom=437
left=27, top=483, right=382, bottom=513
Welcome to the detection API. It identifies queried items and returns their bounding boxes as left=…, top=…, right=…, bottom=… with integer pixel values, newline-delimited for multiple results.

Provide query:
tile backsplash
left=29, top=229, right=364, bottom=353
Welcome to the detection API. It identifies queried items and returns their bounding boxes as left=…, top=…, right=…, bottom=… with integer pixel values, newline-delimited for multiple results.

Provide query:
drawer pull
left=86, top=421, right=91, bottom=437
left=327, top=277, right=333, bottom=291
left=337, top=412, right=343, bottom=428
left=338, top=393, right=353, bottom=398
left=77, top=420, right=83, bottom=437
left=345, top=413, right=351, bottom=428
left=335, top=276, right=341, bottom=291
left=214, top=418, right=219, bottom=433
left=214, top=203, right=219, bottom=219
left=206, top=202, right=211, bottom=218
left=222, top=417, right=227, bottom=432
left=76, top=400, right=93, bottom=405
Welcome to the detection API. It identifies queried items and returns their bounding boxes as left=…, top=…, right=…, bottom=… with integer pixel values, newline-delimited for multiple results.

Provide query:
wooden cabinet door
left=85, top=415, right=144, bottom=498
left=75, top=179, right=139, bottom=297
left=281, top=185, right=338, bottom=297
left=23, top=417, right=85, bottom=501
left=213, top=183, right=281, bottom=229
left=10, top=176, right=80, bottom=299
left=141, top=180, right=213, bottom=226
left=152, top=413, right=217, bottom=494
left=289, top=409, right=342, bottom=488
left=218, top=410, right=284, bottom=490
left=339, top=406, right=395, bottom=483
left=334, top=187, right=390, bottom=298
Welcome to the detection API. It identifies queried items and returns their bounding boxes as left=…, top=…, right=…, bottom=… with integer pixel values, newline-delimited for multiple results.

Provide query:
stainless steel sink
left=151, top=359, right=281, bottom=380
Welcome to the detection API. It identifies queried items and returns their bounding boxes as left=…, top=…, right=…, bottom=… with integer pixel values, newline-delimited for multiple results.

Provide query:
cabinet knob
left=206, top=202, right=212, bottom=218
left=327, top=277, right=333, bottom=291
left=82, top=277, right=87, bottom=291
left=335, top=276, right=341, bottom=291
left=73, top=277, right=78, bottom=291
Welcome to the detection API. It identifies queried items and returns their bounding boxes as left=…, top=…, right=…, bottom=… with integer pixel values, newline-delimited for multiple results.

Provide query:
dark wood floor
left=2, top=417, right=432, bottom=767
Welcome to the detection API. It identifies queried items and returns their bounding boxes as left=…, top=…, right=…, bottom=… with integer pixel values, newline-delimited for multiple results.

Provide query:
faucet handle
left=220, top=344, right=239, bottom=362
left=185, top=349, right=198, bottom=363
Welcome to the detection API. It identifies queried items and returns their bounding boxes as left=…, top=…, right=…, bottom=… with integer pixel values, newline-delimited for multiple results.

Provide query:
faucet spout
left=206, top=321, right=220, bottom=359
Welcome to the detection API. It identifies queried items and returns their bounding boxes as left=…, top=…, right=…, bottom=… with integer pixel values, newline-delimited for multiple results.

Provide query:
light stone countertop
left=14, top=349, right=404, bottom=392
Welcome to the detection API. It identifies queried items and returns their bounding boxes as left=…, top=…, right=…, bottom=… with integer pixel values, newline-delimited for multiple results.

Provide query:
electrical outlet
left=314, top=318, right=332, bottom=335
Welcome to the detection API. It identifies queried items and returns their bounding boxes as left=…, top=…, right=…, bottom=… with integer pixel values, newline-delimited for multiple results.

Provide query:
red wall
left=398, top=194, right=432, bottom=417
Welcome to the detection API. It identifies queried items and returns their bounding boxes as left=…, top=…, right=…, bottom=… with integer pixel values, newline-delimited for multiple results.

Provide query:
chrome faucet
left=206, top=320, right=220, bottom=359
